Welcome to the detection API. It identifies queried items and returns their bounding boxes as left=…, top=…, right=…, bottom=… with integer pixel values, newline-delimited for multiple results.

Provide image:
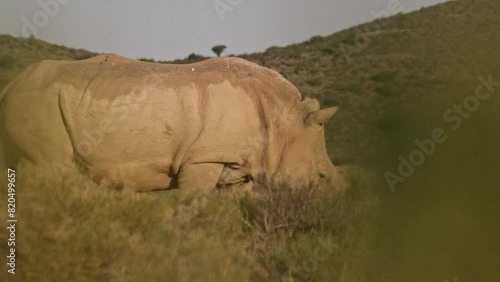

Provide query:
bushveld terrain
left=1, top=0, right=499, bottom=281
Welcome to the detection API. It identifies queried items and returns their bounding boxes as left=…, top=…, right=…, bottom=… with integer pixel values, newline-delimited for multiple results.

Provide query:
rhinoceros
left=0, top=54, right=340, bottom=192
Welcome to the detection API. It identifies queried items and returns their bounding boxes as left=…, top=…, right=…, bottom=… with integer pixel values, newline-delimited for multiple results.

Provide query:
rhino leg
left=177, top=163, right=224, bottom=193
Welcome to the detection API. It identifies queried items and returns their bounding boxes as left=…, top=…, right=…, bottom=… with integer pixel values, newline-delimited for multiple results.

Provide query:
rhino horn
left=304, top=106, right=339, bottom=127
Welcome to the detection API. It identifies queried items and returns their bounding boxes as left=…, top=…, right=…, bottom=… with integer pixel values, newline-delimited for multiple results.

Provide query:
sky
left=0, top=0, right=447, bottom=61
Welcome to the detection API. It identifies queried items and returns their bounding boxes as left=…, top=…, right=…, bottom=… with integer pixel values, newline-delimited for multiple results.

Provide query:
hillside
left=0, top=36, right=96, bottom=89
left=1, top=1, right=499, bottom=280
left=242, top=0, right=500, bottom=167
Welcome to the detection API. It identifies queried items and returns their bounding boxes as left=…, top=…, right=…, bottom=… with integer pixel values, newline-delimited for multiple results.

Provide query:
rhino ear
left=304, top=106, right=339, bottom=127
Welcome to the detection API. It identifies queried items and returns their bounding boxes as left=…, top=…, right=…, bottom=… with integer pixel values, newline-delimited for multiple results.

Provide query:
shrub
left=70, top=49, right=96, bottom=60
left=306, top=77, right=323, bottom=87
left=375, top=84, right=397, bottom=96
left=337, top=82, right=364, bottom=94
left=371, top=70, right=396, bottom=82
left=321, top=48, right=334, bottom=55
left=138, top=57, right=155, bottom=63
left=339, top=30, right=356, bottom=45
left=307, top=35, right=324, bottom=44
left=187, top=53, right=206, bottom=63
left=0, top=55, right=16, bottom=69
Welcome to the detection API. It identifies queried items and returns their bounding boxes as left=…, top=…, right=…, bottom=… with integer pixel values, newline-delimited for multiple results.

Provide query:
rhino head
left=248, top=97, right=340, bottom=190
left=276, top=98, right=339, bottom=185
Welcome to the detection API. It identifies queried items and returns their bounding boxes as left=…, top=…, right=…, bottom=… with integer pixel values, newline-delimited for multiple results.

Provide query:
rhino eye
left=243, top=175, right=251, bottom=183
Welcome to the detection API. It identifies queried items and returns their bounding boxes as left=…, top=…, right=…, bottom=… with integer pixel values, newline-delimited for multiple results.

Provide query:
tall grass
left=0, top=162, right=376, bottom=282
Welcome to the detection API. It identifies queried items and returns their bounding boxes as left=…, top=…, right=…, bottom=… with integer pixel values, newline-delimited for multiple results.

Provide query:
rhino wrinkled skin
left=0, top=54, right=340, bottom=192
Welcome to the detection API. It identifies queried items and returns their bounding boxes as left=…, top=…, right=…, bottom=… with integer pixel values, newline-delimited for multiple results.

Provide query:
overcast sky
left=1, top=0, right=447, bottom=60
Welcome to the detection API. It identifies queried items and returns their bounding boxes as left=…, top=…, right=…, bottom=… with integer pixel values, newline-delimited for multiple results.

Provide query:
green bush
left=138, top=57, right=155, bottom=63
left=337, top=82, right=364, bottom=94
left=371, top=70, right=396, bottom=82
left=307, top=35, right=324, bottom=44
left=69, top=49, right=96, bottom=60
left=187, top=53, right=207, bottom=63
left=375, top=84, right=397, bottom=96
left=321, top=48, right=334, bottom=55
left=0, top=55, right=16, bottom=69
left=339, top=30, right=357, bottom=45
left=305, top=77, right=323, bottom=87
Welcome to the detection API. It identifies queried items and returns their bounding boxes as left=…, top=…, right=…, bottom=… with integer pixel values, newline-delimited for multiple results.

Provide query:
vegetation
left=0, top=55, right=15, bottom=69
left=0, top=162, right=376, bottom=282
left=370, top=70, right=395, bottom=82
left=169, top=53, right=209, bottom=64
left=211, top=45, right=227, bottom=57
left=0, top=35, right=97, bottom=90
left=138, top=57, right=156, bottom=63
left=1, top=0, right=500, bottom=280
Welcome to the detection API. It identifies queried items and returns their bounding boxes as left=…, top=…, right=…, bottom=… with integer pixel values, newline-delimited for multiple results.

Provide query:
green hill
left=242, top=0, right=500, bottom=168
left=0, top=35, right=97, bottom=89
left=1, top=0, right=499, bottom=281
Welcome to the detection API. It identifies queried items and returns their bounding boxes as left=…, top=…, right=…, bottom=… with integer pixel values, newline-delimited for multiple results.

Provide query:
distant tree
left=188, top=53, right=199, bottom=60
left=187, top=53, right=207, bottom=62
left=138, top=58, right=155, bottom=63
left=211, top=45, right=226, bottom=57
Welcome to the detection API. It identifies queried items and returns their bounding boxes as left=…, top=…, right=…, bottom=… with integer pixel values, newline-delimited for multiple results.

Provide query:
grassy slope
left=1, top=0, right=500, bottom=281
left=0, top=35, right=97, bottom=90
left=239, top=0, right=500, bottom=168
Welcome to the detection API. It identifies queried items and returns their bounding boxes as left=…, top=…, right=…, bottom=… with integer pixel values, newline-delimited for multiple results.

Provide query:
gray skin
left=0, top=54, right=340, bottom=193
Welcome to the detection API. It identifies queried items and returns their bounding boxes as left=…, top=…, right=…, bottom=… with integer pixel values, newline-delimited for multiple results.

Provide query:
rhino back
left=1, top=54, right=302, bottom=184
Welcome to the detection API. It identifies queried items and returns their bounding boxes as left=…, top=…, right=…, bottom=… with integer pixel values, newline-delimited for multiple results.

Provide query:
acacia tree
left=211, top=45, right=227, bottom=57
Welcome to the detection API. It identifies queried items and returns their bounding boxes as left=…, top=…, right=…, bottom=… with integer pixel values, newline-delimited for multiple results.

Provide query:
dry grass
left=0, top=162, right=376, bottom=282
